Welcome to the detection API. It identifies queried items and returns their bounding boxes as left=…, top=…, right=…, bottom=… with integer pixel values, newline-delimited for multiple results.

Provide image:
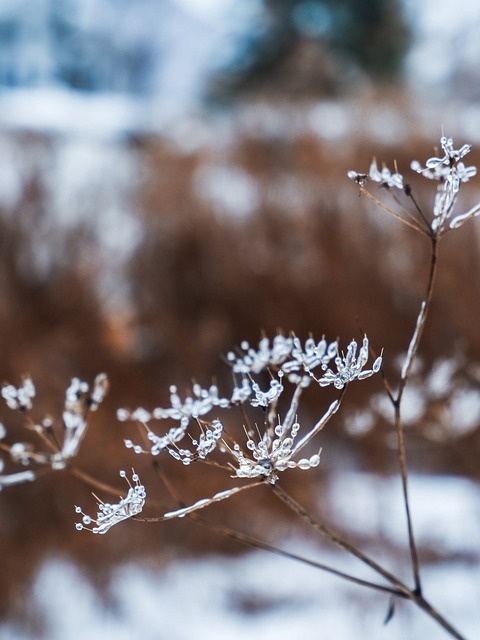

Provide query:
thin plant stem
left=390, top=234, right=439, bottom=593
left=191, top=514, right=407, bottom=599
left=150, top=462, right=407, bottom=598
left=272, top=483, right=411, bottom=595
left=272, top=483, right=467, bottom=640
left=359, top=187, right=430, bottom=236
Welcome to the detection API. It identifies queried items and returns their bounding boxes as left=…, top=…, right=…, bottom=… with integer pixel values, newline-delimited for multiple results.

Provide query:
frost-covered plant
left=113, top=335, right=379, bottom=520
left=75, top=470, right=146, bottom=534
left=1, top=134, right=478, bottom=640
left=0, top=374, right=108, bottom=489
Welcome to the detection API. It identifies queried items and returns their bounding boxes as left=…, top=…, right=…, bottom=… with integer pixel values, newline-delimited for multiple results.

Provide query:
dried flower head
left=75, top=470, right=145, bottom=534
left=307, top=336, right=383, bottom=390
left=118, top=383, right=230, bottom=455
left=0, top=374, right=108, bottom=489
left=1, top=378, right=35, bottom=411
left=410, top=136, right=479, bottom=233
left=348, top=159, right=404, bottom=190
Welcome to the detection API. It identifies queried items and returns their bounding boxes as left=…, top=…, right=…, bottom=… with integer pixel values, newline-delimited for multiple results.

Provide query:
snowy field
left=1, top=472, right=478, bottom=640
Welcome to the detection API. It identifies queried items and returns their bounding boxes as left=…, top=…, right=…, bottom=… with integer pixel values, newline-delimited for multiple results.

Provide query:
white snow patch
left=449, top=387, right=480, bottom=435
left=1, top=472, right=478, bottom=639
left=194, top=164, right=260, bottom=218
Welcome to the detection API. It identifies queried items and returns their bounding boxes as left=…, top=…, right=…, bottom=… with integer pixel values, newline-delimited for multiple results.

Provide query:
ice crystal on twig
left=75, top=470, right=145, bottom=534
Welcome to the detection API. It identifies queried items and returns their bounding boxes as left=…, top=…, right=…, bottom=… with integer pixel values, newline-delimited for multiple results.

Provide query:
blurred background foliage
left=209, top=0, right=411, bottom=99
left=0, top=0, right=480, bottom=628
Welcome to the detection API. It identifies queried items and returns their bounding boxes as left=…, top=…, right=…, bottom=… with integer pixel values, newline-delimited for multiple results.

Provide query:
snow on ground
left=0, top=472, right=478, bottom=640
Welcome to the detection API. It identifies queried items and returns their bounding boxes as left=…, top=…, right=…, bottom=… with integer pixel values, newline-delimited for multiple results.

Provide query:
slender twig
left=272, top=483, right=411, bottom=595
left=387, top=189, right=430, bottom=232
left=191, top=515, right=407, bottom=598
left=359, top=187, right=430, bottom=236
left=388, top=235, right=439, bottom=593
left=405, top=188, right=431, bottom=229
left=272, top=483, right=467, bottom=640
left=149, top=462, right=407, bottom=598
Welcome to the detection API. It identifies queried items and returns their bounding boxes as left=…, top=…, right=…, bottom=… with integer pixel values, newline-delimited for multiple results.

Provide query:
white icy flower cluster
left=62, top=374, right=109, bottom=461
left=227, top=335, right=295, bottom=374
left=119, top=383, right=230, bottom=455
left=121, top=336, right=382, bottom=465
left=250, top=378, right=284, bottom=408
left=75, top=470, right=145, bottom=534
left=228, top=335, right=339, bottom=389
left=411, top=136, right=480, bottom=233
left=0, top=374, right=108, bottom=490
left=307, top=336, right=383, bottom=390
left=160, top=394, right=341, bottom=521
left=348, top=159, right=404, bottom=190
left=229, top=335, right=380, bottom=392
left=229, top=419, right=321, bottom=484
left=1, top=378, right=35, bottom=411
left=167, top=419, right=224, bottom=465
left=282, top=336, right=340, bottom=386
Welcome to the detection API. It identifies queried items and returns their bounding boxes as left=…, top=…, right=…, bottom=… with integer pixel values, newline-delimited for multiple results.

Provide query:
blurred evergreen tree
left=209, top=0, right=411, bottom=100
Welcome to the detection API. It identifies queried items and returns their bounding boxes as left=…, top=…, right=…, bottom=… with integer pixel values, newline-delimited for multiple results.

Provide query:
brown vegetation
left=1, top=104, right=480, bottom=618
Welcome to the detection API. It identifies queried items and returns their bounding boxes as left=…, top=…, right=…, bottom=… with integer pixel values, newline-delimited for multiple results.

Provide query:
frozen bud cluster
left=167, top=419, right=224, bottom=465
left=411, top=136, right=478, bottom=233
left=349, top=135, right=480, bottom=235
left=61, top=374, right=109, bottom=461
left=282, top=336, right=339, bottom=386
left=227, top=335, right=295, bottom=375
left=250, top=378, right=284, bottom=408
left=0, top=374, right=108, bottom=490
left=1, top=378, right=35, bottom=411
left=307, top=337, right=382, bottom=390
left=229, top=419, right=321, bottom=484
left=348, top=159, right=404, bottom=189
left=75, top=470, right=145, bottom=534
left=228, top=335, right=340, bottom=389
left=119, top=383, right=230, bottom=455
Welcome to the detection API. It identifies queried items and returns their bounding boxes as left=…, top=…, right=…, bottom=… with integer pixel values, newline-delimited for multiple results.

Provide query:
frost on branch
left=350, top=134, right=480, bottom=236
left=0, top=374, right=108, bottom=489
left=75, top=470, right=145, bottom=534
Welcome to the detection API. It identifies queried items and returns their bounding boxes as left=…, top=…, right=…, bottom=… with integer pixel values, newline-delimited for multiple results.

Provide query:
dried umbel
left=0, top=374, right=108, bottom=489
left=349, top=134, right=480, bottom=236
left=75, top=470, right=145, bottom=534
left=117, top=335, right=381, bottom=520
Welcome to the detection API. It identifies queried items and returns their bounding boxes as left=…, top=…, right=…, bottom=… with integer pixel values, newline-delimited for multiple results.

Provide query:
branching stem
left=272, top=483, right=467, bottom=640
